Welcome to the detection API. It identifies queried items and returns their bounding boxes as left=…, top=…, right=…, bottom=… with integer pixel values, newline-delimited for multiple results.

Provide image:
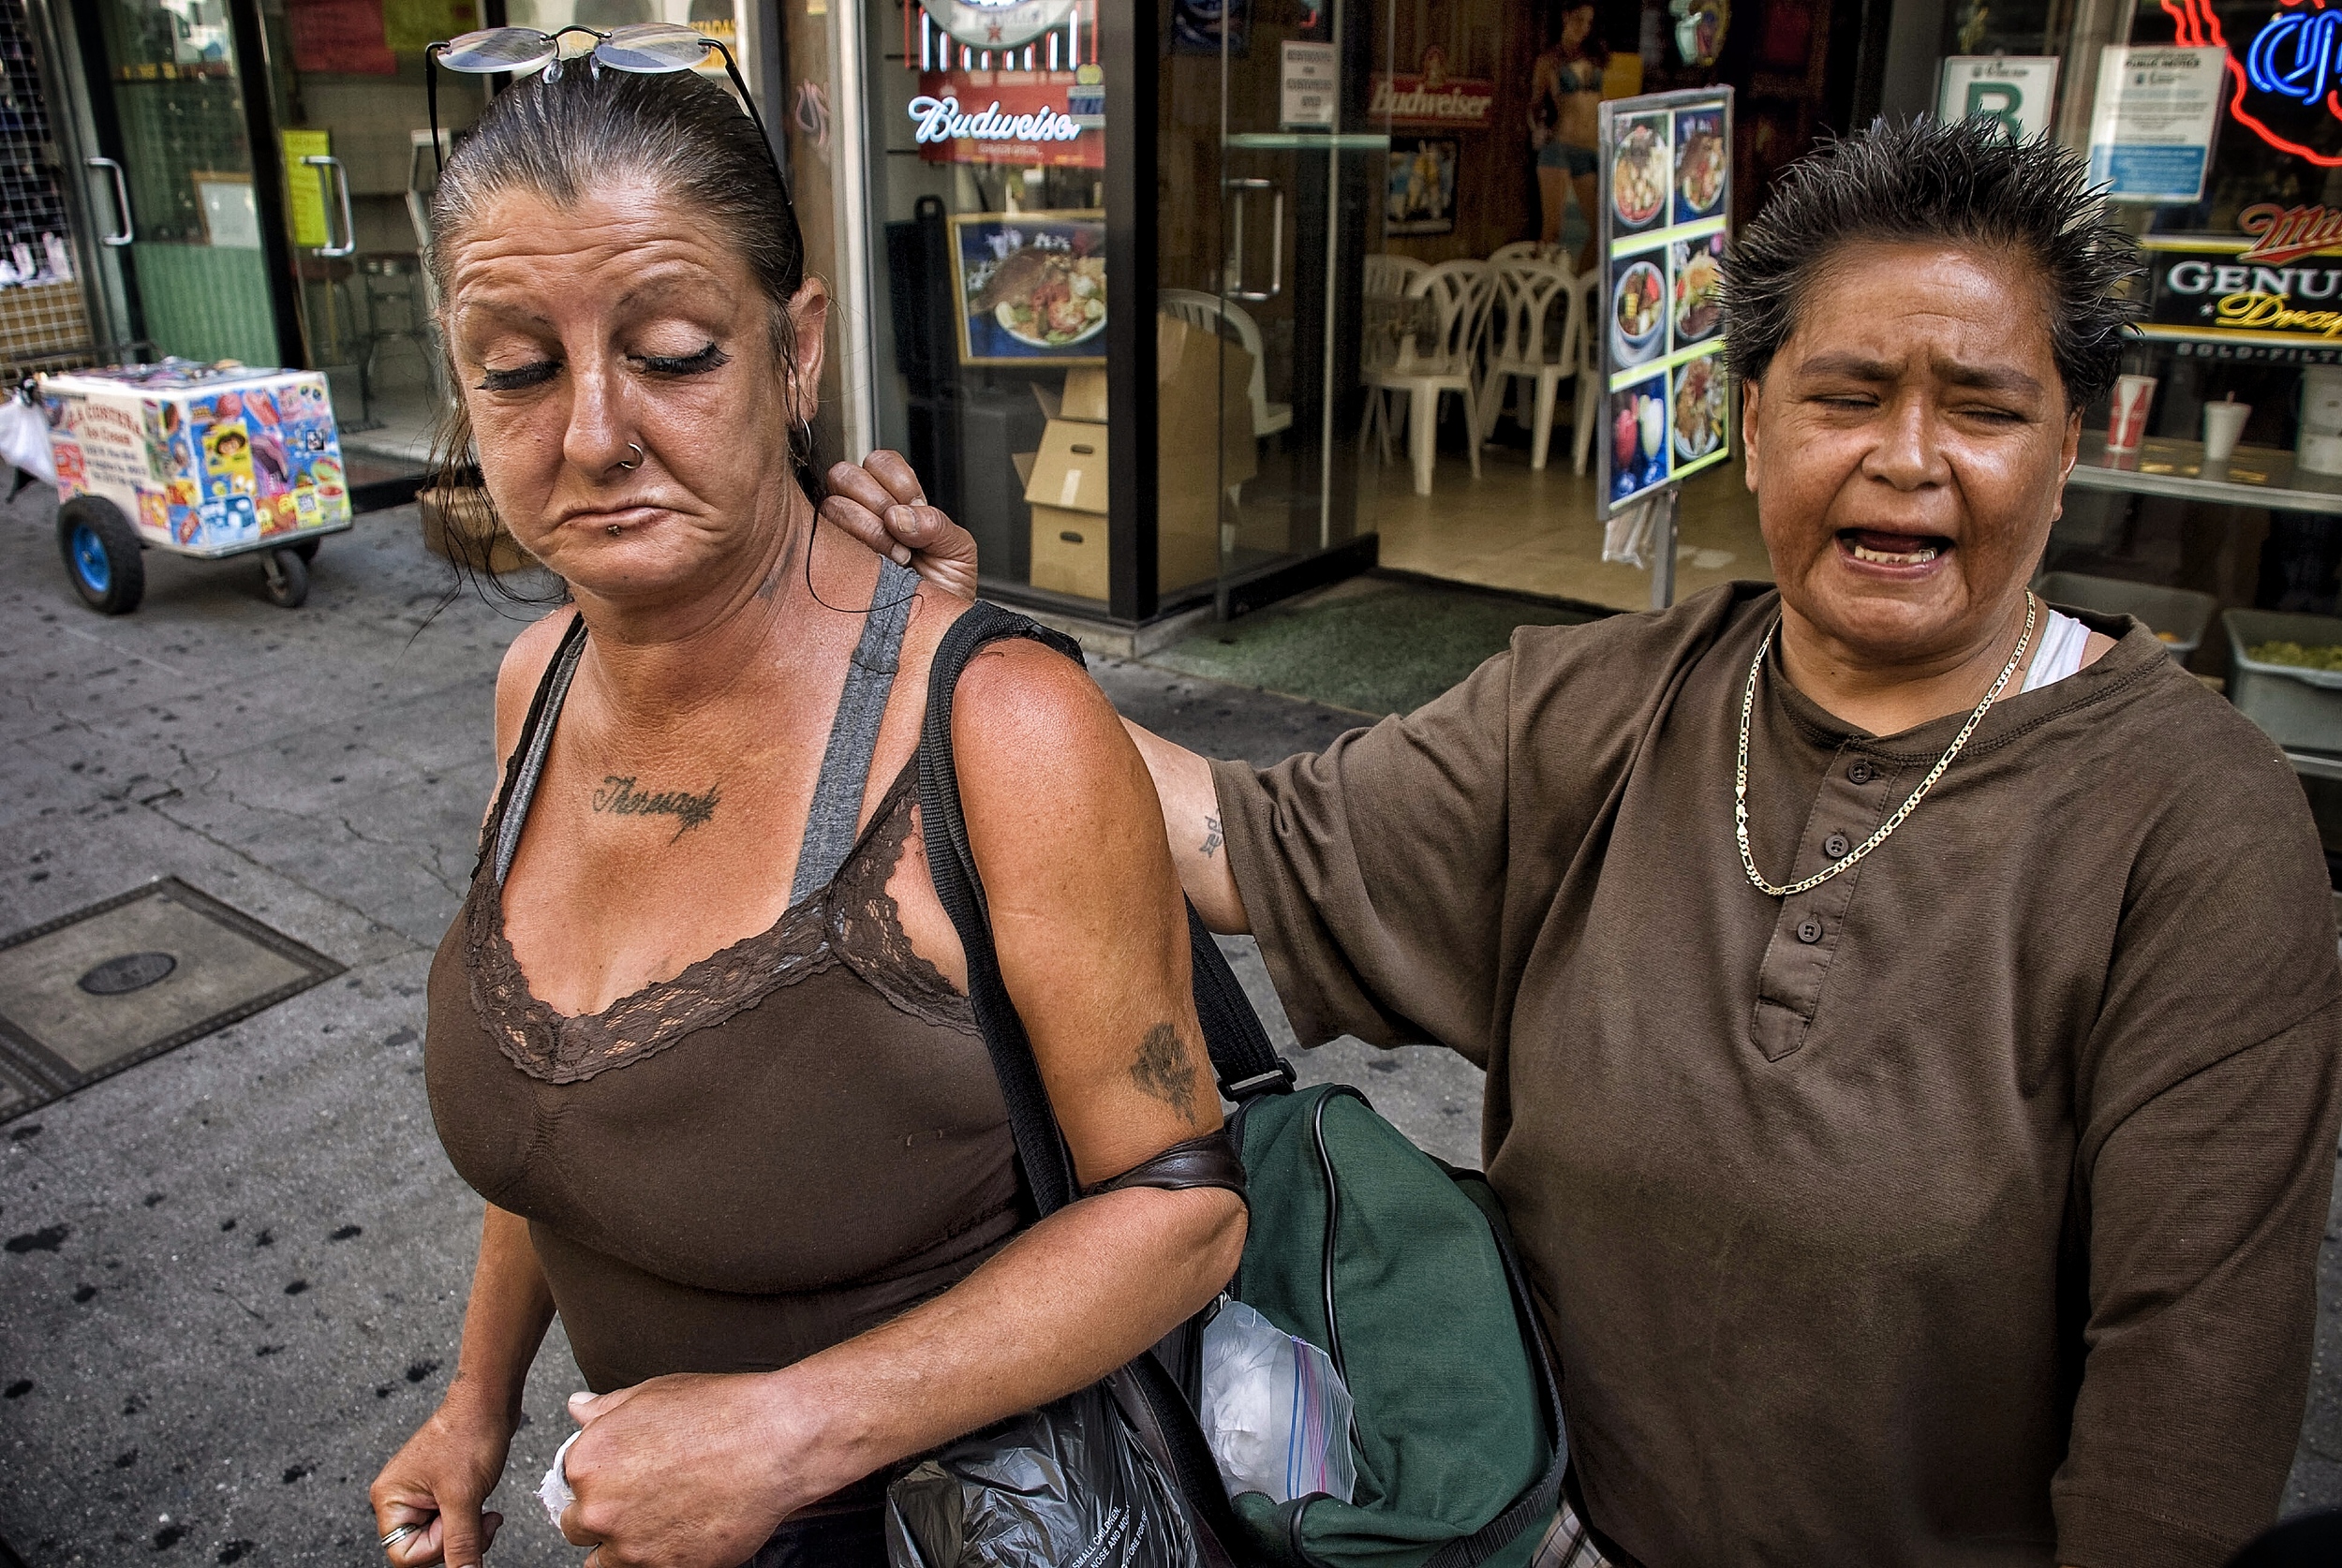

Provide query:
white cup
left=2202, top=400, right=2250, bottom=464
left=2301, top=430, right=2342, bottom=476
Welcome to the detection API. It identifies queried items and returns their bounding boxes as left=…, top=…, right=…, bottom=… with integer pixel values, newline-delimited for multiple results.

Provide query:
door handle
left=1225, top=177, right=1282, bottom=303
left=85, top=156, right=132, bottom=246
left=303, top=154, right=356, bottom=258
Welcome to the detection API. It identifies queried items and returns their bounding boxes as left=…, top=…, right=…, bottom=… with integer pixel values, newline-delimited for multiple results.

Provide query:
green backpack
left=920, top=605, right=1565, bottom=1568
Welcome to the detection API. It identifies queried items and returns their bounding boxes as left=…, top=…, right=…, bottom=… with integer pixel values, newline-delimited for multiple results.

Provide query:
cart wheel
left=56, top=496, right=144, bottom=615
left=260, top=547, right=309, bottom=609
left=291, top=538, right=319, bottom=563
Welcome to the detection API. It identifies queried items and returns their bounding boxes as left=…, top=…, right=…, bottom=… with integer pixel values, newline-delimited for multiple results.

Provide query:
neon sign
left=908, top=93, right=1084, bottom=145
left=2163, top=0, right=2342, bottom=166
left=2239, top=200, right=2342, bottom=261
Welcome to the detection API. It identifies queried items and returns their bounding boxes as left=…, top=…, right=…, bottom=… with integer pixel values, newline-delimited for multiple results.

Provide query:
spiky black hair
left=1721, top=117, right=2144, bottom=408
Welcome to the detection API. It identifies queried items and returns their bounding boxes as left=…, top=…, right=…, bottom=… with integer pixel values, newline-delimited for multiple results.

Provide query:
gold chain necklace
left=1735, top=592, right=2037, bottom=899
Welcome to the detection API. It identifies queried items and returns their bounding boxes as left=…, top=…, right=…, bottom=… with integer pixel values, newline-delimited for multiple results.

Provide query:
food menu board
left=1597, top=88, right=1732, bottom=516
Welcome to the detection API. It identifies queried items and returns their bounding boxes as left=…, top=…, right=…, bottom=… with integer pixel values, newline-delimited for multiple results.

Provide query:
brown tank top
left=423, top=600, right=1017, bottom=1396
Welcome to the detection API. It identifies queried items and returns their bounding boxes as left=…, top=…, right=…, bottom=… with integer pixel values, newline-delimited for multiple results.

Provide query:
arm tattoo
left=1199, top=814, right=1223, bottom=859
left=1131, top=1023, right=1202, bottom=1126
left=592, top=776, right=722, bottom=841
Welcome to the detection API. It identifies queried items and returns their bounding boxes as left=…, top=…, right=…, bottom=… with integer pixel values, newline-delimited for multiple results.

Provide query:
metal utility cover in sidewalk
left=0, top=880, right=343, bottom=1121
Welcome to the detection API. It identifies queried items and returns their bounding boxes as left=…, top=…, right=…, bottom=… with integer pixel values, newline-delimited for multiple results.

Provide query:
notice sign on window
left=2087, top=45, right=2226, bottom=204
left=1282, top=40, right=1337, bottom=129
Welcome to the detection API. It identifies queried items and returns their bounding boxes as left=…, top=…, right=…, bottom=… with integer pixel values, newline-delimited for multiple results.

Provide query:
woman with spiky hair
left=844, top=118, right=2342, bottom=1567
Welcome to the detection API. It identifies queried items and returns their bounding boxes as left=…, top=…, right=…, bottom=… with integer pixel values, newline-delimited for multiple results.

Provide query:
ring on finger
left=379, top=1523, right=424, bottom=1548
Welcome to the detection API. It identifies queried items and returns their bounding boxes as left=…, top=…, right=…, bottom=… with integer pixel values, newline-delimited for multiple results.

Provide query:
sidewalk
left=0, top=490, right=2334, bottom=1562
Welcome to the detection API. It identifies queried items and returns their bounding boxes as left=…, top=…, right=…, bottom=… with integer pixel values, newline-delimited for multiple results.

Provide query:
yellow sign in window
left=280, top=130, right=331, bottom=250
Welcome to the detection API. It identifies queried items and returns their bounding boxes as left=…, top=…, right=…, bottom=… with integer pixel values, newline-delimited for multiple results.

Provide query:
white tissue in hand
left=1198, top=1299, right=1356, bottom=1503
left=538, top=1431, right=582, bottom=1526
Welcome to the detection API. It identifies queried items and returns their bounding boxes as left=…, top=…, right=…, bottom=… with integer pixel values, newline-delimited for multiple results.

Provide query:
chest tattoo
left=592, top=775, right=722, bottom=840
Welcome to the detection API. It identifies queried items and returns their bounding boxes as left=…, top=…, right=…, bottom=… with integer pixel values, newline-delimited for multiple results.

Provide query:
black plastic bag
left=885, top=1380, right=1204, bottom=1568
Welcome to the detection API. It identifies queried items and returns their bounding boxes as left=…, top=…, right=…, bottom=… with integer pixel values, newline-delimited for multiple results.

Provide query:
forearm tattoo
left=1131, top=1022, right=1203, bottom=1126
left=1200, top=814, right=1223, bottom=859
left=592, top=776, right=722, bottom=841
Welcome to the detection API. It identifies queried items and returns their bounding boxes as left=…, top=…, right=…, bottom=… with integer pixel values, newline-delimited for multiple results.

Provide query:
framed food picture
left=1608, top=112, right=1670, bottom=235
left=1386, top=137, right=1460, bottom=236
left=1670, top=230, right=1725, bottom=350
left=1609, top=251, right=1666, bottom=370
left=1671, top=106, right=1727, bottom=226
left=1671, top=351, right=1728, bottom=467
left=1608, top=371, right=1669, bottom=502
left=947, top=212, right=1108, bottom=366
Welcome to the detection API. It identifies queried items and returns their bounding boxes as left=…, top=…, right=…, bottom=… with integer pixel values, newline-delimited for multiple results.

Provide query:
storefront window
left=2041, top=1, right=2342, bottom=853
left=859, top=0, right=1121, bottom=609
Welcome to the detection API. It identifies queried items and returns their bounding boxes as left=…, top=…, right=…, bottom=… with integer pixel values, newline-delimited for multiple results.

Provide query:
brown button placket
left=1750, top=745, right=1898, bottom=1061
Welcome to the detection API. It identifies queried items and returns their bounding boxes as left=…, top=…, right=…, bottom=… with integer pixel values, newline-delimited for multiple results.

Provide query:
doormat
left=0, top=879, right=343, bottom=1122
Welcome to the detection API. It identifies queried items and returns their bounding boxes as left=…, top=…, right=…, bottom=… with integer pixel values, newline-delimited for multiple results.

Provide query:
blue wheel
left=69, top=524, right=109, bottom=595
left=55, top=496, right=143, bottom=614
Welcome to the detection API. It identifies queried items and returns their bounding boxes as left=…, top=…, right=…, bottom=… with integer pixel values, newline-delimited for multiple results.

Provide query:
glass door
left=73, top=0, right=287, bottom=367
left=250, top=0, right=497, bottom=491
left=1158, top=0, right=1386, bottom=616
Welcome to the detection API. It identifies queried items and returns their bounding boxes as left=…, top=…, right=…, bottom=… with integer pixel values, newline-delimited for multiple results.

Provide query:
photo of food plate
left=1608, top=371, right=1670, bottom=502
left=1671, top=232, right=1725, bottom=347
left=947, top=212, right=1108, bottom=365
left=1610, top=116, right=1669, bottom=230
left=1673, top=107, right=1727, bottom=223
left=1610, top=255, right=1666, bottom=368
left=1672, top=352, right=1727, bottom=464
left=981, top=248, right=1105, bottom=348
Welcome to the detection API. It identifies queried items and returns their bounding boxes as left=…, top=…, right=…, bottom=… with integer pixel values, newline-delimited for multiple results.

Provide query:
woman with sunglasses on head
left=367, top=39, right=1244, bottom=1568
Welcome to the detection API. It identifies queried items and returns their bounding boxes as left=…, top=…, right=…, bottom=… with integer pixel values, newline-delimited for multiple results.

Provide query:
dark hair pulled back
left=423, top=63, right=808, bottom=593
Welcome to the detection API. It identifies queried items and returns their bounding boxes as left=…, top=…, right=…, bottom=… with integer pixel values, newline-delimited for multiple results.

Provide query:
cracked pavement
left=0, top=484, right=2332, bottom=1563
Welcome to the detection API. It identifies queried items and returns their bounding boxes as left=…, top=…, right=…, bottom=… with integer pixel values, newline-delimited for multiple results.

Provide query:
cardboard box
left=39, top=362, right=349, bottom=555
left=420, top=486, right=534, bottom=576
left=1030, top=505, right=1109, bottom=600
left=1019, top=315, right=1259, bottom=601
left=1025, top=419, right=1111, bottom=599
left=1031, top=365, right=1110, bottom=423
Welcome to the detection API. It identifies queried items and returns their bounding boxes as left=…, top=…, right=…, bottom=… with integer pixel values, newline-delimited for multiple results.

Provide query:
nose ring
left=615, top=442, right=644, bottom=471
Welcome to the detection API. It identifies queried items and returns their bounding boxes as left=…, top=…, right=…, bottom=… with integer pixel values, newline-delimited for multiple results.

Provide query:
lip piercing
left=615, top=442, right=643, bottom=471
left=606, top=524, right=622, bottom=537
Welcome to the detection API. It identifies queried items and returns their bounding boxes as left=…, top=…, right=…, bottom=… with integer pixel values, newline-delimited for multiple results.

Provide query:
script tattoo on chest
left=591, top=775, right=722, bottom=841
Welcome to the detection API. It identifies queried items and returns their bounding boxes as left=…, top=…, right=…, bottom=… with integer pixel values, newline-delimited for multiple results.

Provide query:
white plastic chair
left=1157, top=289, right=1292, bottom=440
left=1478, top=259, right=1581, bottom=471
left=1487, top=240, right=1569, bottom=268
left=1359, top=259, right=1495, bottom=496
left=1361, top=253, right=1426, bottom=296
left=1568, top=272, right=1603, bottom=476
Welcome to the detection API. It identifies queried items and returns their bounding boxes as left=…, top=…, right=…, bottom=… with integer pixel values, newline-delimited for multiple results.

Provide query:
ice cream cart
left=39, top=362, right=355, bottom=614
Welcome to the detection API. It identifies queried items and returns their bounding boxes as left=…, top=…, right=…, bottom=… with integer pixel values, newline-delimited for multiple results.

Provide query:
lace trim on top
left=467, top=761, right=976, bottom=1086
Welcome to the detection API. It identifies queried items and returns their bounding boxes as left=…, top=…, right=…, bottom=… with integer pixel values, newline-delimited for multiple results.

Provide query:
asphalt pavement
left=0, top=490, right=2333, bottom=1564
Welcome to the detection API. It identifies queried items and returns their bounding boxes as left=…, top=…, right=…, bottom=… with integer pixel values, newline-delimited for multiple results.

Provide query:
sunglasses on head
left=425, top=22, right=778, bottom=184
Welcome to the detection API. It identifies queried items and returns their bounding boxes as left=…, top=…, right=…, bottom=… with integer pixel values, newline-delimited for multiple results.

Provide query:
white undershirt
left=2018, top=608, right=2089, bottom=694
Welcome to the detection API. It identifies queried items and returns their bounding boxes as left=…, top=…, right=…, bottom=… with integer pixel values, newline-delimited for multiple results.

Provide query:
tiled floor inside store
left=1357, top=430, right=1769, bottom=610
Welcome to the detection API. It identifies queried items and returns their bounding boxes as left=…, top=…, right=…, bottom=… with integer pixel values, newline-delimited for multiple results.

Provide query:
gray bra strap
left=790, top=555, right=921, bottom=904
left=491, top=617, right=588, bottom=887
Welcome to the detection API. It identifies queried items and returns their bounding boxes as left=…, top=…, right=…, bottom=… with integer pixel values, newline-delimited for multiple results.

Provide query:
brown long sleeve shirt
left=1209, top=584, right=2342, bottom=1568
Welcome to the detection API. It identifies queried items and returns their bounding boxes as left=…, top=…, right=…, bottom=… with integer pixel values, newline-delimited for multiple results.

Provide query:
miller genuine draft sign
left=2144, top=204, right=2342, bottom=363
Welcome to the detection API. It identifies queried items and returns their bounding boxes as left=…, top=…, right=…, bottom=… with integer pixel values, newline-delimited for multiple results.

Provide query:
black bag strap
left=916, top=602, right=1294, bottom=1171
left=917, top=600, right=1271, bottom=1562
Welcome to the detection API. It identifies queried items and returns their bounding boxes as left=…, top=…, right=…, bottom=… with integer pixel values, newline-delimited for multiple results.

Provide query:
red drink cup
left=2107, top=374, right=2157, bottom=452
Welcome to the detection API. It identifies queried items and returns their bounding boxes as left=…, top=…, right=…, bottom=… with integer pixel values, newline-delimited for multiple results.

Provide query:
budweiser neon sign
left=908, top=93, right=1083, bottom=144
